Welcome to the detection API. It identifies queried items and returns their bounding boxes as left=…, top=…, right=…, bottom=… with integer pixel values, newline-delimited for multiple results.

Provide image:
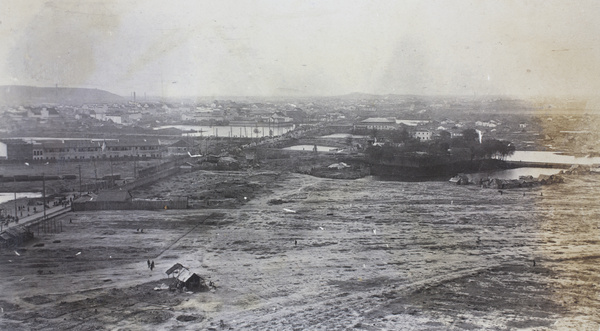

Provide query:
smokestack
left=134, top=91, right=136, bottom=103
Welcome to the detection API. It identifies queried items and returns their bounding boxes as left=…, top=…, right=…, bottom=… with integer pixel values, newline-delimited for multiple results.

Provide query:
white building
left=105, top=114, right=122, bottom=124
left=396, top=119, right=430, bottom=126
left=413, top=130, right=433, bottom=141
left=357, top=118, right=397, bottom=130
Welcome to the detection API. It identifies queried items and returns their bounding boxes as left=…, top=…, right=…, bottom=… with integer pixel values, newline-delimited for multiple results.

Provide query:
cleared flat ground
left=0, top=171, right=599, bottom=330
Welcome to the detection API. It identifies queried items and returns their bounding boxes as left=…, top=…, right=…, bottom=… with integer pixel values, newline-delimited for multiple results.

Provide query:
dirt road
left=0, top=172, right=598, bottom=330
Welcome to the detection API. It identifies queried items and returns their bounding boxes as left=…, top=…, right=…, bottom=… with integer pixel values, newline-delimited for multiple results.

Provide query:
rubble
left=450, top=172, right=565, bottom=189
left=450, top=163, right=600, bottom=189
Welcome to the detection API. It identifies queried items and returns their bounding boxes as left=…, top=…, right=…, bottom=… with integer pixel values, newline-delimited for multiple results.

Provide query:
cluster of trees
left=456, top=128, right=515, bottom=160
left=365, top=128, right=515, bottom=163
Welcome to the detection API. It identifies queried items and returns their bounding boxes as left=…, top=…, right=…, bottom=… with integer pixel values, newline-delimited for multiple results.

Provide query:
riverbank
left=369, top=159, right=512, bottom=180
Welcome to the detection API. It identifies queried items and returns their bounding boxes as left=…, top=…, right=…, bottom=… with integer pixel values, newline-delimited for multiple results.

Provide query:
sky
left=1, top=0, right=600, bottom=98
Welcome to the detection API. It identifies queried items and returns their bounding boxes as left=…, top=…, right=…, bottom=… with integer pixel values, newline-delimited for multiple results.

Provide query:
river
left=0, top=192, right=42, bottom=204
left=505, top=150, right=600, bottom=165
left=282, top=145, right=340, bottom=152
left=155, top=124, right=295, bottom=138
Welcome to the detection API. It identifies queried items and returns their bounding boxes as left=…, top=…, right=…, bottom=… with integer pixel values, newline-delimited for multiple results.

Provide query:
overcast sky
left=1, top=0, right=599, bottom=98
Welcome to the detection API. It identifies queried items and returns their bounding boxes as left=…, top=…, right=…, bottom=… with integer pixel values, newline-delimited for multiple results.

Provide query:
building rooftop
left=361, top=117, right=396, bottom=123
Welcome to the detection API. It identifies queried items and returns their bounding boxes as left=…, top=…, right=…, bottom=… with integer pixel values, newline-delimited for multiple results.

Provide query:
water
left=155, top=125, right=295, bottom=138
left=505, top=151, right=600, bottom=165
left=283, top=145, right=341, bottom=152
left=0, top=192, right=42, bottom=204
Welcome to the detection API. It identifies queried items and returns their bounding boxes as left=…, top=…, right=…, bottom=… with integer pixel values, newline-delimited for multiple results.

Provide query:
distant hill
left=334, top=92, right=424, bottom=100
left=0, top=85, right=125, bottom=105
left=338, top=92, right=381, bottom=99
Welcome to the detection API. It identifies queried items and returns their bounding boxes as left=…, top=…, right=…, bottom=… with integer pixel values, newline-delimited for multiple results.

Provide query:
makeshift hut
left=176, top=268, right=206, bottom=291
left=166, top=263, right=184, bottom=277
left=0, top=226, right=34, bottom=248
left=449, top=174, right=470, bottom=185
left=166, top=263, right=209, bottom=291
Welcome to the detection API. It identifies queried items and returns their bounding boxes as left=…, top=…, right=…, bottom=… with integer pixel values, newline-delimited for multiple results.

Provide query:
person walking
left=150, top=261, right=155, bottom=271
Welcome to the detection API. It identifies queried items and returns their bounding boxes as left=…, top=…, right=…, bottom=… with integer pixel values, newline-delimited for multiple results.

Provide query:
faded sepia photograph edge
left=0, top=1, right=599, bottom=330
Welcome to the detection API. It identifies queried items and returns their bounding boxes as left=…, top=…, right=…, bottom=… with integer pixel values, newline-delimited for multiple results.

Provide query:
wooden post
left=110, top=161, right=114, bottom=187
left=13, top=177, right=17, bottom=221
left=42, top=173, right=46, bottom=220
left=93, top=160, right=98, bottom=192
left=78, top=164, right=82, bottom=197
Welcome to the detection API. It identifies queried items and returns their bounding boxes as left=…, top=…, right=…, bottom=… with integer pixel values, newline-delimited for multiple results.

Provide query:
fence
left=119, top=166, right=181, bottom=191
left=72, top=198, right=188, bottom=211
left=137, top=160, right=180, bottom=178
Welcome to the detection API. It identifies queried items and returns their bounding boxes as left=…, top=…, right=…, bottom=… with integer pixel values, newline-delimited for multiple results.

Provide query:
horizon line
left=2, top=84, right=599, bottom=101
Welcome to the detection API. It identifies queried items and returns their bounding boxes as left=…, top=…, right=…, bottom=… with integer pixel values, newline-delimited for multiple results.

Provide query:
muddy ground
left=132, top=169, right=284, bottom=208
left=0, top=171, right=599, bottom=330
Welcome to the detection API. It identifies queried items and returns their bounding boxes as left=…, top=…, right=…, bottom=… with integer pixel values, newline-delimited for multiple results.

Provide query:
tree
left=388, top=129, right=411, bottom=144
left=476, top=139, right=516, bottom=160
left=462, top=128, right=479, bottom=143
left=345, top=135, right=353, bottom=146
left=439, top=130, right=451, bottom=141
left=365, top=145, right=383, bottom=160
left=370, top=128, right=379, bottom=140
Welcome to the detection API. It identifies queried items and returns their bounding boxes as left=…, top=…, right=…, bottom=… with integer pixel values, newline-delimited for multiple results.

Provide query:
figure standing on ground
left=147, top=259, right=150, bottom=269
left=150, top=261, right=154, bottom=271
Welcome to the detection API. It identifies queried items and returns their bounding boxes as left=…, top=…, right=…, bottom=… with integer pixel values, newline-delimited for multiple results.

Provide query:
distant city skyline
left=1, top=1, right=600, bottom=98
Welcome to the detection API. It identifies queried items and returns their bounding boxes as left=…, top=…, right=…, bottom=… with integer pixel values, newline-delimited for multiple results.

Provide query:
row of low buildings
left=354, top=118, right=436, bottom=141
left=180, top=109, right=295, bottom=124
left=354, top=117, right=510, bottom=142
left=2, top=107, right=61, bottom=121
left=0, top=138, right=195, bottom=162
left=3, top=105, right=146, bottom=126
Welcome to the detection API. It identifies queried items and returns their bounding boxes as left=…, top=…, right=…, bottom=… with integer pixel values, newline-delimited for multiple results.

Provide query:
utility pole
left=110, top=160, right=114, bottom=187
left=93, top=160, right=98, bottom=191
left=42, top=173, right=46, bottom=220
left=13, top=177, right=17, bottom=221
left=78, top=164, right=82, bottom=197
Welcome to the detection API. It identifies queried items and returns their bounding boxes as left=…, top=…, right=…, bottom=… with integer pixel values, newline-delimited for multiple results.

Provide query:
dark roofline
left=166, top=263, right=184, bottom=275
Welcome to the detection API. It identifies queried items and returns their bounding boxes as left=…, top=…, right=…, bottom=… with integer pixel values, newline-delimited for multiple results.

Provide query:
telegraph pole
left=42, top=173, right=46, bottom=220
left=78, top=164, right=82, bottom=197
left=110, top=160, right=114, bottom=187
left=13, top=177, right=18, bottom=221
left=93, top=160, right=98, bottom=191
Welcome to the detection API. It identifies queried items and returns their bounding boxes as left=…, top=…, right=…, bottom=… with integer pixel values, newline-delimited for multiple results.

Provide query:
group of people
left=147, top=259, right=155, bottom=271
left=14, top=204, right=30, bottom=218
left=52, top=198, right=71, bottom=208
left=1, top=214, right=19, bottom=228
